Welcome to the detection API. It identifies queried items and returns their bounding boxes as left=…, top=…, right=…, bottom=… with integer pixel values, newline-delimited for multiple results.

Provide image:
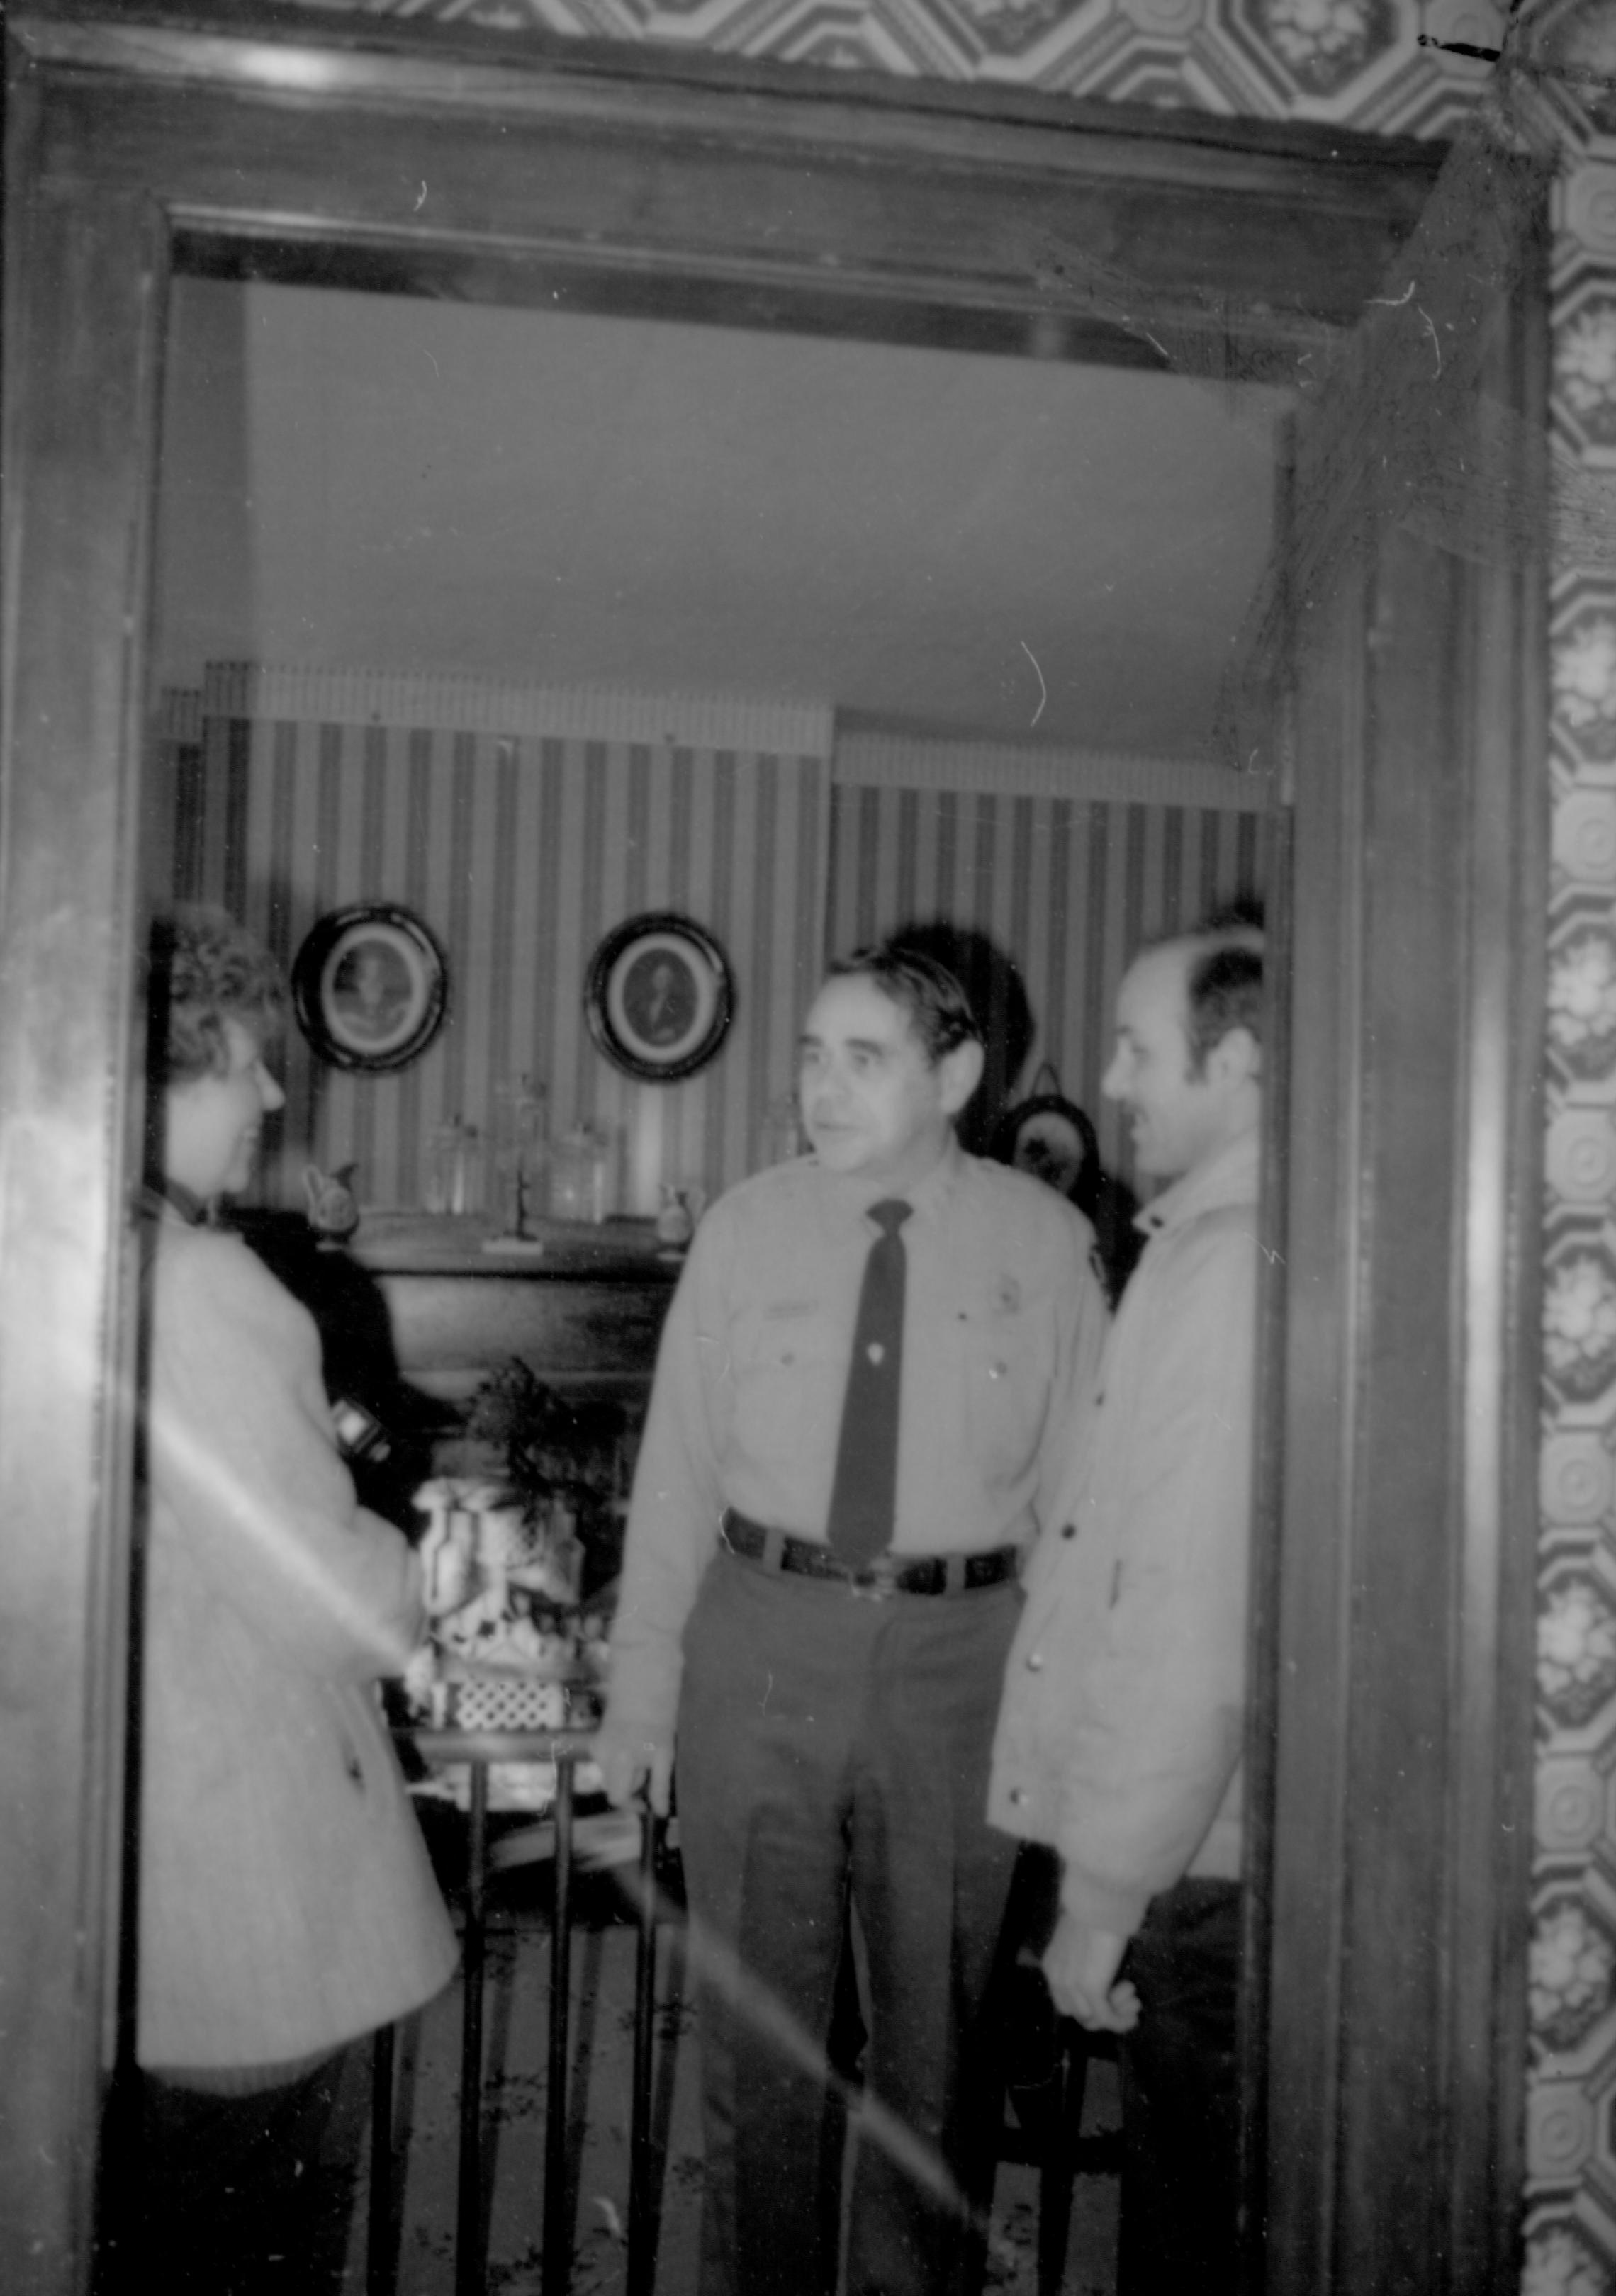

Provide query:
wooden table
left=380, top=1730, right=666, bottom=2296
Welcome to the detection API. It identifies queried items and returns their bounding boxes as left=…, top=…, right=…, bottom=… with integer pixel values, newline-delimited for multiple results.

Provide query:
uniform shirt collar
left=1135, top=1126, right=1260, bottom=1239
left=819, top=1131, right=963, bottom=1226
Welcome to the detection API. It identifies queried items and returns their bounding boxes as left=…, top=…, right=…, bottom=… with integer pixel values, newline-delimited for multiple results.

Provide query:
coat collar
left=138, top=1177, right=211, bottom=1227
left=1135, top=1126, right=1260, bottom=1239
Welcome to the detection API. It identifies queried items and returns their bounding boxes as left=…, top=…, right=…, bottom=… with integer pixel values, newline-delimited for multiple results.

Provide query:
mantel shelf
left=349, top=1212, right=682, bottom=1283
left=231, top=1208, right=680, bottom=1407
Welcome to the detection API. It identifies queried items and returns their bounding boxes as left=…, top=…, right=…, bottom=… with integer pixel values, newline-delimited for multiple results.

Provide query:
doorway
left=0, top=18, right=1543, bottom=2290
left=153, top=272, right=1291, bottom=1212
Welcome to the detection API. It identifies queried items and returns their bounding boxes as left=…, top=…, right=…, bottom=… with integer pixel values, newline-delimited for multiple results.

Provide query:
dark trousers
left=117, top=2044, right=364, bottom=2295
left=1117, top=1877, right=1242, bottom=2296
left=676, top=1551, right=1023, bottom=2296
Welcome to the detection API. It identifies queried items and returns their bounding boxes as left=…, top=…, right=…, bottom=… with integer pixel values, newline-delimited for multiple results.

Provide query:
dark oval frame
left=585, top=911, right=734, bottom=1084
left=989, top=1091, right=1100, bottom=1211
left=291, top=902, right=449, bottom=1075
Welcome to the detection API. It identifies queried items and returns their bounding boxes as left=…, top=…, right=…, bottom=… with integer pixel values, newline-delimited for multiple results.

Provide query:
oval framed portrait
left=291, top=904, right=449, bottom=1075
left=989, top=1091, right=1099, bottom=1205
left=585, top=912, right=734, bottom=1083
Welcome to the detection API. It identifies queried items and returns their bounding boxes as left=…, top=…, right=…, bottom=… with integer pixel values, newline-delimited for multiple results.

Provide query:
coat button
left=1026, top=1651, right=1045, bottom=1672
left=1009, top=1787, right=1028, bottom=1807
left=1060, top=1522, right=1076, bottom=1541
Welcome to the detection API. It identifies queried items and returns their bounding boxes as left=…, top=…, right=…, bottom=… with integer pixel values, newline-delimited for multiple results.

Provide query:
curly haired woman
left=121, top=906, right=455, bottom=2292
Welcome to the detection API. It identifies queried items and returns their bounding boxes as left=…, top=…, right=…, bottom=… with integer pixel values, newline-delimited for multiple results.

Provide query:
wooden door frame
left=0, top=11, right=1545, bottom=2290
left=1230, top=119, right=1549, bottom=2287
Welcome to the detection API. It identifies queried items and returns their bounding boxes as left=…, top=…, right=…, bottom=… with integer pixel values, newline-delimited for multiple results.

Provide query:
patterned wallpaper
left=167, top=670, right=1263, bottom=1217
left=278, top=0, right=1502, bottom=133
left=827, top=732, right=1267, bottom=1175
left=208, top=0, right=1616, bottom=2279
left=1530, top=21, right=1616, bottom=2273
left=170, top=669, right=836, bottom=1215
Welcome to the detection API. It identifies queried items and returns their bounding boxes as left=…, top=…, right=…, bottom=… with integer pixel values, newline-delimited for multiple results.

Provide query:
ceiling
left=158, top=278, right=1292, bottom=761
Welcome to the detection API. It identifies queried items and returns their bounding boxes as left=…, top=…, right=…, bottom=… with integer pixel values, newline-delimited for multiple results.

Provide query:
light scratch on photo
left=1020, top=639, right=1048, bottom=728
left=1369, top=280, right=1416, bottom=308
left=1416, top=306, right=1441, bottom=376
left=610, top=1868, right=987, bottom=2243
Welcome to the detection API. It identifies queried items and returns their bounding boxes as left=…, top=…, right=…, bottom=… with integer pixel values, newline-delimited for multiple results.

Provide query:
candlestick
left=631, top=1088, right=664, bottom=1218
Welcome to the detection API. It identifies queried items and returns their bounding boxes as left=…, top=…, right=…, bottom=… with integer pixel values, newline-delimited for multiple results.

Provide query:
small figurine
left=415, top=1482, right=478, bottom=1617
left=303, top=1160, right=361, bottom=1245
left=656, top=1183, right=703, bottom=1249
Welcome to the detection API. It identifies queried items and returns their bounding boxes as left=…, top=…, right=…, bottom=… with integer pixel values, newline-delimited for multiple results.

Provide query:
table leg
left=457, top=1757, right=489, bottom=2296
left=368, top=2020, right=397, bottom=2296
left=627, top=1806, right=658, bottom=2296
left=1036, top=2025, right=1090, bottom=2296
left=544, top=1756, right=576, bottom=2294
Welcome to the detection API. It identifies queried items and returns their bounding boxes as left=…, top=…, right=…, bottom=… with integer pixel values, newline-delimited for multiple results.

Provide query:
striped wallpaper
left=164, top=669, right=1269, bottom=1211
left=828, top=748, right=1270, bottom=1180
left=170, top=674, right=833, bottom=1213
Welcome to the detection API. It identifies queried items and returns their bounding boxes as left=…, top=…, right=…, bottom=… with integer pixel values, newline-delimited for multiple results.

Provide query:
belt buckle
left=848, top=1556, right=899, bottom=1602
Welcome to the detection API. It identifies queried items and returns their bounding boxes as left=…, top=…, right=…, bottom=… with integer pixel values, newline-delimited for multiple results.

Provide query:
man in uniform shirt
left=597, top=941, right=1107, bottom=2296
left=989, top=921, right=1264, bottom=2294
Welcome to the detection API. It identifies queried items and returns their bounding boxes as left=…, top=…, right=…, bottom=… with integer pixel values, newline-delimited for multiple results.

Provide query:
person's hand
left=591, top=1718, right=674, bottom=1816
left=1043, top=1910, right=1140, bottom=2033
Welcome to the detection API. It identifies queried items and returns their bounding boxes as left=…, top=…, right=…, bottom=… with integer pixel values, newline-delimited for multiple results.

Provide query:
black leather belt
left=719, top=1509, right=1019, bottom=1599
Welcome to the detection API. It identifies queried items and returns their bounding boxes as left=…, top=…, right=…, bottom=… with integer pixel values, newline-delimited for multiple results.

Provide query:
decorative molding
left=832, top=726, right=1272, bottom=806
left=194, top=668, right=1269, bottom=804
left=200, top=663, right=836, bottom=757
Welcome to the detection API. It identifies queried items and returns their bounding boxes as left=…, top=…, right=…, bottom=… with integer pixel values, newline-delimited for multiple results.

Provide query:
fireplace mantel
left=235, top=1210, right=681, bottom=1414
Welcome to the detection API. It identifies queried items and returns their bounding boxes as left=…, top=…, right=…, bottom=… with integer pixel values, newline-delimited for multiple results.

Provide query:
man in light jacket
left=989, top=918, right=1263, bottom=2295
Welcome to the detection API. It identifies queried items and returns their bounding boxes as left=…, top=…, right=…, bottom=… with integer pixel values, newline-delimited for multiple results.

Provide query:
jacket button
left=1009, top=1787, right=1028, bottom=1807
left=1026, top=1651, right=1045, bottom=1672
left=1060, top=1522, right=1076, bottom=1541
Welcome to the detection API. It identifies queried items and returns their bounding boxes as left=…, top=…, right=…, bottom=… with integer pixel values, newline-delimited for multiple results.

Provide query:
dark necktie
left=826, top=1199, right=913, bottom=1568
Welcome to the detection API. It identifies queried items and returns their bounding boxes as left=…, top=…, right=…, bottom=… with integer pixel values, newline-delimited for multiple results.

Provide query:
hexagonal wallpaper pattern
left=1538, top=26, right=1616, bottom=2253
left=284, top=0, right=1616, bottom=2280
left=284, top=0, right=1510, bottom=119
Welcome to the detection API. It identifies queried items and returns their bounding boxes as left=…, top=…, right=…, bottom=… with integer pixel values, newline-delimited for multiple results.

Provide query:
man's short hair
left=1181, top=901, right=1264, bottom=1074
left=148, top=906, right=286, bottom=1088
left=1185, top=942, right=1264, bottom=1073
left=826, top=940, right=984, bottom=1064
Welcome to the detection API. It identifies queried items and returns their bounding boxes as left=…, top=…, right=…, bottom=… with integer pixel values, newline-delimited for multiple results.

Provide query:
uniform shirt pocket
left=948, top=1305, right=1049, bottom=1480
left=729, top=1303, right=847, bottom=1480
